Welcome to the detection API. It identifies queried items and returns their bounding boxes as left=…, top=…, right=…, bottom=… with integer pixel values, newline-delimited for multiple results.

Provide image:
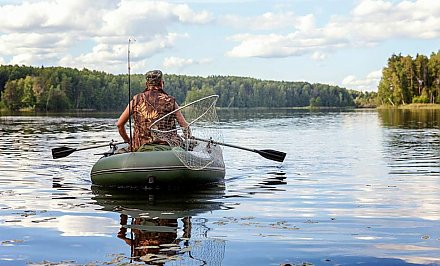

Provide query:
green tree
left=46, top=85, right=70, bottom=111
left=184, top=86, right=216, bottom=104
left=378, top=67, right=394, bottom=106
left=414, top=54, right=429, bottom=96
left=428, top=51, right=440, bottom=103
left=1, top=79, right=23, bottom=110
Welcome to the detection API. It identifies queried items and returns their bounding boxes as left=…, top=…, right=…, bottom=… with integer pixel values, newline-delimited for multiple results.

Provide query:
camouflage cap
left=145, top=70, right=163, bottom=86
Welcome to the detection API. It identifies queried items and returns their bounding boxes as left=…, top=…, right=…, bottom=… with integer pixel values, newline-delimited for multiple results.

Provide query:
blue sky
left=1, top=0, right=439, bottom=91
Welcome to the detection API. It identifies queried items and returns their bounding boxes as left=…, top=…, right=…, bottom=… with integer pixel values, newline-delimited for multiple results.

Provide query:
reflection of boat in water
left=91, top=186, right=226, bottom=265
left=91, top=185, right=225, bottom=218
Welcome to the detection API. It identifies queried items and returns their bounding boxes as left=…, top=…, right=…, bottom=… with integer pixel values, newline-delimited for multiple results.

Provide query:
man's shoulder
left=132, top=90, right=175, bottom=101
left=131, top=92, right=143, bottom=101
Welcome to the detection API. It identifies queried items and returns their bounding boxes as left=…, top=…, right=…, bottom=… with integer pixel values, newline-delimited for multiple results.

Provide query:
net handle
left=150, top=94, right=219, bottom=131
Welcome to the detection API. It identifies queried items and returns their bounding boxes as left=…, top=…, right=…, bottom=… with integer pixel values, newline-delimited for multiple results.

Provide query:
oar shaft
left=191, top=136, right=286, bottom=162
left=75, top=141, right=125, bottom=152
left=52, top=141, right=126, bottom=159
left=191, top=137, right=255, bottom=153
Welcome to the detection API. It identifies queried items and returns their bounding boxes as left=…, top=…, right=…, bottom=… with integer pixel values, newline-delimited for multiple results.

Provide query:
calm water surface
left=0, top=109, right=439, bottom=266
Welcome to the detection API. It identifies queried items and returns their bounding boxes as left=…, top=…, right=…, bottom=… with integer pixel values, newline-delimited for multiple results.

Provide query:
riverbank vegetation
left=378, top=51, right=440, bottom=106
left=3, top=50, right=440, bottom=113
left=0, top=65, right=359, bottom=112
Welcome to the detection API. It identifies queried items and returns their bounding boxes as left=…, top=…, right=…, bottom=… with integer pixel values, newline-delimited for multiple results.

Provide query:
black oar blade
left=52, top=147, right=77, bottom=159
left=190, top=136, right=286, bottom=162
left=257, top=149, right=286, bottom=162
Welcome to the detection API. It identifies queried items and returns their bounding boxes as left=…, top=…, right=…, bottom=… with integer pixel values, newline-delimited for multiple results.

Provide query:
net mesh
left=150, top=95, right=224, bottom=170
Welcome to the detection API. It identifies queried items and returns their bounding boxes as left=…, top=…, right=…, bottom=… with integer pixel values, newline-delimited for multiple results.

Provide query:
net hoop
left=150, top=95, right=224, bottom=170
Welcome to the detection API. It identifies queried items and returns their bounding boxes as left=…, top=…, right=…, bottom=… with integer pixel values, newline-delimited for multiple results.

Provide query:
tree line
left=378, top=51, right=440, bottom=106
left=0, top=64, right=365, bottom=112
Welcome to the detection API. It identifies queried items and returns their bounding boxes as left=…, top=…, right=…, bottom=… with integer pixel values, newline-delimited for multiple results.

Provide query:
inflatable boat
left=90, top=149, right=225, bottom=188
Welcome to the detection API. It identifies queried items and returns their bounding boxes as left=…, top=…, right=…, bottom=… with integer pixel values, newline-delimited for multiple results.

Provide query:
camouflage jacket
left=130, top=89, right=177, bottom=150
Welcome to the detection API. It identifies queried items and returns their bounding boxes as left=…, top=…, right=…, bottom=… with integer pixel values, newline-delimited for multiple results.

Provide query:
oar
left=52, top=141, right=125, bottom=159
left=191, top=136, right=286, bottom=162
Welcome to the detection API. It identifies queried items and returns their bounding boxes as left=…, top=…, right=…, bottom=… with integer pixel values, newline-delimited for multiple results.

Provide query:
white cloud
left=226, top=30, right=347, bottom=58
left=224, top=11, right=348, bottom=58
left=172, top=3, right=213, bottom=23
left=125, top=33, right=189, bottom=59
left=163, top=56, right=211, bottom=70
left=0, top=0, right=210, bottom=71
left=226, top=0, right=440, bottom=59
left=222, top=12, right=314, bottom=31
left=59, top=33, right=188, bottom=73
left=163, top=57, right=194, bottom=69
left=342, top=70, right=382, bottom=91
left=0, top=32, right=70, bottom=51
left=352, top=0, right=393, bottom=17
left=0, top=32, right=74, bottom=66
left=0, top=0, right=112, bottom=33
left=342, top=0, right=440, bottom=42
left=311, top=51, right=327, bottom=61
left=99, top=0, right=213, bottom=36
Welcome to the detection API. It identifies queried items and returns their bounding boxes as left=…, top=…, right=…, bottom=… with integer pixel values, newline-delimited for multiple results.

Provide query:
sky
left=0, top=0, right=439, bottom=92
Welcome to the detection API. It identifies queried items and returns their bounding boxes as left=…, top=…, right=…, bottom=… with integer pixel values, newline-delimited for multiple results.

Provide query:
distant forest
left=378, top=51, right=440, bottom=105
left=0, top=64, right=375, bottom=112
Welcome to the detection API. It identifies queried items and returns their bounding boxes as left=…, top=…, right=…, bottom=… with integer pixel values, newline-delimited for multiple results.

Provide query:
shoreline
left=2, top=103, right=440, bottom=114
left=378, top=103, right=440, bottom=110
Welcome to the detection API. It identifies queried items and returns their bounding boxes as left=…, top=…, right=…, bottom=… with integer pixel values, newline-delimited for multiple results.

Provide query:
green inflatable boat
left=91, top=147, right=225, bottom=188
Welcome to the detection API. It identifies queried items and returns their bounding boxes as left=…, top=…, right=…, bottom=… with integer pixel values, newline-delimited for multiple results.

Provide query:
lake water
left=0, top=109, right=439, bottom=266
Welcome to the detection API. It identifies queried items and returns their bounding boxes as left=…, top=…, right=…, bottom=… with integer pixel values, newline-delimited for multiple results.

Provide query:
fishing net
left=150, top=95, right=224, bottom=170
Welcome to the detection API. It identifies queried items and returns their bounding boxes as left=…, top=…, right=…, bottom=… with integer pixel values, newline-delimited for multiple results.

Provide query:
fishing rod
left=127, top=37, right=136, bottom=151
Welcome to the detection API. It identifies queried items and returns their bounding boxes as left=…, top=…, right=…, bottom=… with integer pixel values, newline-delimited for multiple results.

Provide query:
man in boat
left=116, top=70, right=190, bottom=152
